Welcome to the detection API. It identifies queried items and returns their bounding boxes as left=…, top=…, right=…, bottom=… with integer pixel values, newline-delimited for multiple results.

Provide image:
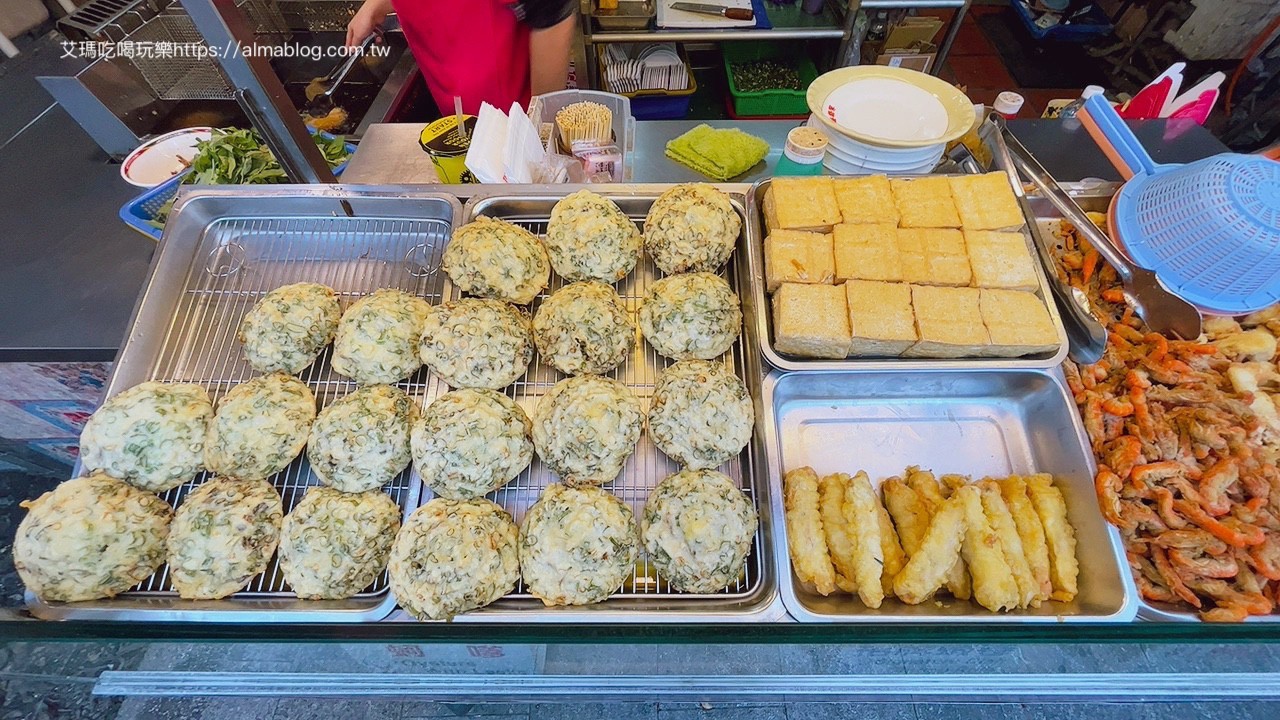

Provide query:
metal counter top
left=0, top=116, right=1230, bottom=362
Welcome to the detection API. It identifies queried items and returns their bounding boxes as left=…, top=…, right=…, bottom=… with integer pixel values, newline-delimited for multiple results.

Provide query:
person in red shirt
left=346, top=0, right=576, bottom=116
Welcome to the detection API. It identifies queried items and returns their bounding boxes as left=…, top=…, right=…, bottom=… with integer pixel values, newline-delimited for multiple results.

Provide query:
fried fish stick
left=906, top=467, right=946, bottom=510
left=784, top=467, right=837, bottom=595
left=957, top=485, right=1020, bottom=612
left=1026, top=473, right=1079, bottom=602
left=876, top=500, right=907, bottom=597
left=940, top=474, right=969, bottom=498
left=998, top=476, right=1051, bottom=602
left=907, top=467, right=971, bottom=600
left=893, top=492, right=967, bottom=604
left=818, top=472, right=859, bottom=594
left=979, top=479, right=1039, bottom=608
left=843, top=471, right=885, bottom=609
left=883, top=477, right=930, bottom=558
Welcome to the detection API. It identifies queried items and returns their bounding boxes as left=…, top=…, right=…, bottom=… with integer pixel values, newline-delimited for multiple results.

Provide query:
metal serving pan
left=762, top=368, right=1137, bottom=623
left=33, top=184, right=783, bottom=624
left=428, top=185, right=783, bottom=623
left=1026, top=183, right=1277, bottom=623
left=30, top=185, right=463, bottom=622
left=747, top=175, right=1070, bottom=372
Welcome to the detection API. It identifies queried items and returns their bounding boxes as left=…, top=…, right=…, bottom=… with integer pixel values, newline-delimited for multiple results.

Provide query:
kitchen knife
left=670, top=2, right=754, bottom=20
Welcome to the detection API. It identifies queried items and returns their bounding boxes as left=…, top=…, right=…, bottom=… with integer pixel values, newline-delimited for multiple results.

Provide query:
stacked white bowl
left=804, top=66, right=976, bottom=176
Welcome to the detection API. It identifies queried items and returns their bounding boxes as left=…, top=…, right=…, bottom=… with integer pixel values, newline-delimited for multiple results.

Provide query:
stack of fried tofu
left=763, top=173, right=1060, bottom=360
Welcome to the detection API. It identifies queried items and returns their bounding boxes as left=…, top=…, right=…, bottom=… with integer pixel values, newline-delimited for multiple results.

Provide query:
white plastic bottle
left=1059, top=85, right=1106, bottom=120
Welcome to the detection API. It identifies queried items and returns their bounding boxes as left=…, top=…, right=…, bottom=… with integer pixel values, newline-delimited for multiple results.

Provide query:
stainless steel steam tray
left=438, top=186, right=782, bottom=623
left=30, top=184, right=784, bottom=624
left=748, top=174, right=1071, bottom=372
left=762, top=368, right=1137, bottom=623
left=29, top=187, right=462, bottom=622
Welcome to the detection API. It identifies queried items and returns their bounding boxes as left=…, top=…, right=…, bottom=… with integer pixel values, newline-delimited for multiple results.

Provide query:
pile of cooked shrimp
left=1052, top=217, right=1280, bottom=621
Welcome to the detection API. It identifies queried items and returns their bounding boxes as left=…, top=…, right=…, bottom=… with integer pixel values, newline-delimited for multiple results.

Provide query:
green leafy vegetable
left=147, top=128, right=350, bottom=229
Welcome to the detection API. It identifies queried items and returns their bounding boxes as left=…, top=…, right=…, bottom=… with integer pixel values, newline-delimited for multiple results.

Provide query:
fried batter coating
left=1027, top=473, right=1079, bottom=602
left=979, top=479, right=1039, bottom=608
left=784, top=467, right=837, bottom=595
left=957, top=485, right=1019, bottom=612
left=893, top=491, right=966, bottom=604
left=998, top=476, right=1052, bottom=602
left=818, top=472, right=858, bottom=594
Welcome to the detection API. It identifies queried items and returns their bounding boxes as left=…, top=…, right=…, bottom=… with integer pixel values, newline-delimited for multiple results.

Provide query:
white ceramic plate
left=825, top=140, right=944, bottom=171
left=807, top=115, right=943, bottom=163
left=823, top=150, right=936, bottom=176
left=120, top=127, right=212, bottom=187
left=823, top=78, right=948, bottom=142
left=806, top=66, right=975, bottom=148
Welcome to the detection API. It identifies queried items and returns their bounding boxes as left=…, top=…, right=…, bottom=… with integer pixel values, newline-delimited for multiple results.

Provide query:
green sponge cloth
left=665, top=124, right=770, bottom=181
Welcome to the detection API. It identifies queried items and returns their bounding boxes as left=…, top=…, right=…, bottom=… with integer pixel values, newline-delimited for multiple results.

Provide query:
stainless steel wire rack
left=463, top=193, right=766, bottom=607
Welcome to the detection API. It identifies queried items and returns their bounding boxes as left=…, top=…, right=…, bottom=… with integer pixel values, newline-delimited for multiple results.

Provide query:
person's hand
left=347, top=0, right=392, bottom=47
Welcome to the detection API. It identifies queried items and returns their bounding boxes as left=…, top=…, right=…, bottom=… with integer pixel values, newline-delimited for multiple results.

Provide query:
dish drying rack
left=601, top=42, right=690, bottom=94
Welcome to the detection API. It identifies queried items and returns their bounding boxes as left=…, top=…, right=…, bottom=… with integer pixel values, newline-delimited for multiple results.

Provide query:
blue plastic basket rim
left=119, top=131, right=356, bottom=241
left=1114, top=177, right=1280, bottom=314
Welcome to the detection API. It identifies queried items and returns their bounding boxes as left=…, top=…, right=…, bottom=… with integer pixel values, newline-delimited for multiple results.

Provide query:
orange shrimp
left=1095, top=466, right=1127, bottom=528
left=1249, top=532, right=1280, bottom=581
left=1145, top=333, right=1169, bottom=363
left=1081, top=248, right=1100, bottom=283
left=1101, top=287, right=1126, bottom=304
left=1152, top=545, right=1202, bottom=608
left=1199, top=459, right=1241, bottom=517
left=1174, top=499, right=1265, bottom=548
left=1102, top=397, right=1135, bottom=417
left=1104, top=435, right=1144, bottom=480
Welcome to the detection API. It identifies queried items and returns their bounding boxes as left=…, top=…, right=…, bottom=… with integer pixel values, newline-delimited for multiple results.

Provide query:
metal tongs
left=992, top=117, right=1202, bottom=343
left=978, top=118, right=1106, bottom=363
left=306, top=30, right=381, bottom=116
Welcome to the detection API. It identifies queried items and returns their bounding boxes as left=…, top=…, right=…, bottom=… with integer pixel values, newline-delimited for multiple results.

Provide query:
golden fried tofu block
left=784, top=467, right=837, bottom=595
left=890, top=176, right=961, bottom=228
left=833, top=223, right=903, bottom=283
left=845, top=280, right=916, bottom=357
left=833, top=175, right=898, bottom=225
left=905, top=285, right=990, bottom=358
left=818, top=472, right=859, bottom=594
left=979, top=479, right=1040, bottom=609
left=1026, top=473, right=1079, bottom=602
left=897, top=228, right=972, bottom=287
left=948, top=172, right=1025, bottom=231
left=965, top=230, right=1039, bottom=291
left=893, top=491, right=967, bottom=604
left=979, top=288, right=1059, bottom=357
left=764, top=229, right=835, bottom=293
left=770, top=177, right=842, bottom=232
left=998, top=476, right=1052, bottom=603
left=772, top=283, right=852, bottom=359
left=956, top=484, right=1020, bottom=612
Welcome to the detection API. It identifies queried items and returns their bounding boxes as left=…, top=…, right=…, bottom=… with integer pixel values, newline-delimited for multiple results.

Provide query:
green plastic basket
left=723, top=42, right=819, bottom=117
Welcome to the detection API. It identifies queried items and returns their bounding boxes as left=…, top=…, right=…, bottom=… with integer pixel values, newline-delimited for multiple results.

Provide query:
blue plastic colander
left=1079, top=94, right=1280, bottom=314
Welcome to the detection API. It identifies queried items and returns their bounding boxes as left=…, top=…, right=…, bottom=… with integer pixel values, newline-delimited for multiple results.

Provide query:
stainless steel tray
left=30, top=186, right=464, bottom=622
left=748, top=177, right=1070, bottom=372
left=762, top=368, right=1137, bottom=623
left=1026, top=183, right=1270, bottom=623
left=431, top=186, right=783, bottom=623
